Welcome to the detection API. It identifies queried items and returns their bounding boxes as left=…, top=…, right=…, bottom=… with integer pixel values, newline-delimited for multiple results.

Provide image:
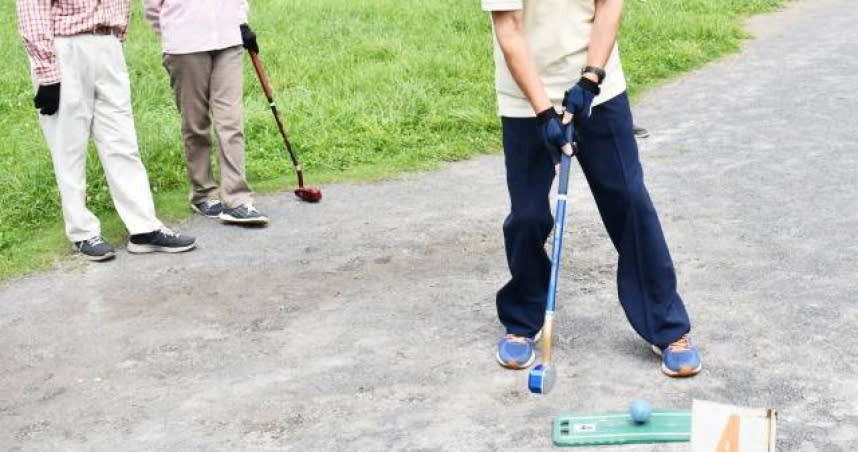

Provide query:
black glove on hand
left=240, top=23, right=259, bottom=54
left=34, top=83, right=60, bottom=116
left=536, top=107, right=570, bottom=166
left=564, top=77, right=600, bottom=120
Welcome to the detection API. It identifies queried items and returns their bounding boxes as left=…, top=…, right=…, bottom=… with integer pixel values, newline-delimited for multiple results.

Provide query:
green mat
left=553, top=410, right=691, bottom=447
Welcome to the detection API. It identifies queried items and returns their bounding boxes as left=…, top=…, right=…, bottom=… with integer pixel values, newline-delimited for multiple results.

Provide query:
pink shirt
left=143, top=0, right=249, bottom=55
left=16, top=0, right=131, bottom=84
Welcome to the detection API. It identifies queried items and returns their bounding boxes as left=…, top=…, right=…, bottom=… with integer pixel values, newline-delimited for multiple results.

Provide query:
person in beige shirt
left=484, top=0, right=702, bottom=378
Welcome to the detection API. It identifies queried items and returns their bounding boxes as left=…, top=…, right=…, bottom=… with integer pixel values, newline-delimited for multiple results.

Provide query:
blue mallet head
left=528, top=363, right=557, bottom=394
left=629, top=399, right=652, bottom=424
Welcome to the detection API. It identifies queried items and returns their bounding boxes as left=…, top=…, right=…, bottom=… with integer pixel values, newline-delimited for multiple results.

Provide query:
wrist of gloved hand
left=575, top=77, right=601, bottom=96
left=34, top=83, right=61, bottom=116
left=240, top=23, right=259, bottom=54
left=536, top=107, right=561, bottom=125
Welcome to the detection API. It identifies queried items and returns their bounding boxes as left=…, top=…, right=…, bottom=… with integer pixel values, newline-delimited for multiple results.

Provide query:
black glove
left=536, top=107, right=570, bottom=166
left=564, top=77, right=600, bottom=120
left=34, top=83, right=60, bottom=116
left=240, top=23, right=259, bottom=54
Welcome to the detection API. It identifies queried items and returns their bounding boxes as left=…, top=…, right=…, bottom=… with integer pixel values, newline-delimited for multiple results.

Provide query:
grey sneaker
left=633, top=125, right=650, bottom=139
left=219, top=203, right=269, bottom=226
left=191, top=199, right=223, bottom=218
left=73, top=236, right=116, bottom=261
left=127, top=227, right=197, bottom=254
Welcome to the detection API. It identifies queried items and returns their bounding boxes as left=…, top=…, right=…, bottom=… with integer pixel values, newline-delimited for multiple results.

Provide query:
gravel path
left=1, top=0, right=856, bottom=450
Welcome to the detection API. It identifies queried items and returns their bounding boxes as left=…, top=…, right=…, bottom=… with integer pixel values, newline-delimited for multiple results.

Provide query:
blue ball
left=629, top=399, right=652, bottom=424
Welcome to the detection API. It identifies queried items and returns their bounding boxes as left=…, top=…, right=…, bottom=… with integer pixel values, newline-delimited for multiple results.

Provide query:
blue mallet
left=629, top=399, right=652, bottom=424
left=528, top=113, right=576, bottom=395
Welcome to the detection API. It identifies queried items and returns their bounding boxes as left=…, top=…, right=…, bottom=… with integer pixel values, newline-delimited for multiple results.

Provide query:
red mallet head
left=295, top=186, right=322, bottom=203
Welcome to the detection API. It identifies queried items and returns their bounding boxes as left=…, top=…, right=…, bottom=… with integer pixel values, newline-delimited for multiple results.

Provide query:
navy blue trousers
left=496, top=93, right=690, bottom=348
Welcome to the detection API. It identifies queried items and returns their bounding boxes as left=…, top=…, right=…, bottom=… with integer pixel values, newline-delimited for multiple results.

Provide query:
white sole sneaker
left=77, top=251, right=116, bottom=262
left=651, top=344, right=703, bottom=377
left=219, top=213, right=270, bottom=226
left=127, top=242, right=196, bottom=254
left=661, top=360, right=703, bottom=378
left=496, top=350, right=536, bottom=370
left=191, top=204, right=221, bottom=219
left=72, top=244, right=116, bottom=262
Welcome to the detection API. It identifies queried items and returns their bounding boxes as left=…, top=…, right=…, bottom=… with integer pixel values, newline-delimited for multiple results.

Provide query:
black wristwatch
left=581, top=66, right=606, bottom=84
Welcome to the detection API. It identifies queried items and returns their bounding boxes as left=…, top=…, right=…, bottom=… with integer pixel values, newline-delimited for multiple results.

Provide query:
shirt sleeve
left=143, top=0, right=163, bottom=33
left=16, top=0, right=60, bottom=84
left=239, top=0, right=249, bottom=24
left=481, top=0, right=523, bottom=11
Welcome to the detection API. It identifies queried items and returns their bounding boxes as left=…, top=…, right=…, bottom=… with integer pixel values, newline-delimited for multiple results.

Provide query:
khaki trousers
left=35, top=35, right=163, bottom=242
left=162, top=46, right=252, bottom=208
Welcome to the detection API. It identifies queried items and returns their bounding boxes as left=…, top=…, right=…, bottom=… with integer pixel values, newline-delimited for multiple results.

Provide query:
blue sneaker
left=497, top=334, right=535, bottom=370
left=652, top=334, right=702, bottom=378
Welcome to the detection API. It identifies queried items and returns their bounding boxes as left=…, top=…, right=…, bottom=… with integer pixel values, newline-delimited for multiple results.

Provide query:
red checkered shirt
left=16, top=0, right=131, bottom=84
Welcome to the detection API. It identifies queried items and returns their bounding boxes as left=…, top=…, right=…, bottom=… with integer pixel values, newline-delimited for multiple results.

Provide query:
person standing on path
left=484, top=0, right=702, bottom=377
left=143, top=0, right=269, bottom=226
left=16, top=0, right=197, bottom=262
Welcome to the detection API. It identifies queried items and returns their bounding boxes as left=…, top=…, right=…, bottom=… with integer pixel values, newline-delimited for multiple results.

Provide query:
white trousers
left=35, top=34, right=162, bottom=242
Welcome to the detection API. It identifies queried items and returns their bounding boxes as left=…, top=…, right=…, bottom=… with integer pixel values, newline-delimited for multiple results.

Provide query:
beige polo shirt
left=482, top=0, right=627, bottom=117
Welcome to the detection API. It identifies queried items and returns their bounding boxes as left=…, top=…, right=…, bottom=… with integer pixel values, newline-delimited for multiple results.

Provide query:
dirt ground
left=1, top=0, right=857, bottom=450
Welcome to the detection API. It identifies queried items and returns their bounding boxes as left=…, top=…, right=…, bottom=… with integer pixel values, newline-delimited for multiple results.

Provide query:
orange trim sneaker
left=496, top=334, right=536, bottom=370
left=652, top=334, right=702, bottom=378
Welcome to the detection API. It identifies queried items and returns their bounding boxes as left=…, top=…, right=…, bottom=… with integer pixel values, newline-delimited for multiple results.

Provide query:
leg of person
left=209, top=46, right=267, bottom=226
left=574, top=92, right=701, bottom=377
left=36, top=36, right=114, bottom=261
left=162, top=50, right=222, bottom=218
left=90, top=35, right=196, bottom=254
left=495, top=117, right=556, bottom=369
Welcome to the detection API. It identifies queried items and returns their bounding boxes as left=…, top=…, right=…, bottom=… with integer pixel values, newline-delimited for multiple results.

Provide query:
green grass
left=0, top=0, right=787, bottom=280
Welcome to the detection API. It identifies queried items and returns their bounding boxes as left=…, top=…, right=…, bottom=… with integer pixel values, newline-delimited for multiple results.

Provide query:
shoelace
left=158, top=227, right=180, bottom=238
left=504, top=334, right=530, bottom=343
left=667, top=334, right=691, bottom=352
left=204, top=200, right=221, bottom=209
left=244, top=204, right=258, bottom=214
left=86, top=236, right=105, bottom=247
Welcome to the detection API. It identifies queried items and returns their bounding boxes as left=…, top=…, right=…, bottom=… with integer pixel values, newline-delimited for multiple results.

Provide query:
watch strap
left=582, top=65, right=606, bottom=84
